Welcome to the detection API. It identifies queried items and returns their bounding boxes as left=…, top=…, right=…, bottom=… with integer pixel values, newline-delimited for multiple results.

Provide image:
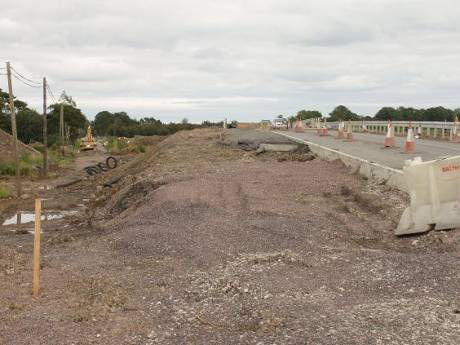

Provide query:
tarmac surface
left=275, top=129, right=460, bottom=169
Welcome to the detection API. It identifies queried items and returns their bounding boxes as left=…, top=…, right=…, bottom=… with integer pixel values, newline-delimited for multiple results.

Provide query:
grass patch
left=131, top=144, right=146, bottom=153
left=48, top=149, right=75, bottom=169
left=0, top=184, right=12, bottom=198
left=0, top=163, right=15, bottom=175
left=19, top=153, right=42, bottom=176
left=74, top=139, right=81, bottom=151
left=0, top=150, right=75, bottom=176
left=0, top=153, right=41, bottom=176
left=106, top=137, right=128, bottom=154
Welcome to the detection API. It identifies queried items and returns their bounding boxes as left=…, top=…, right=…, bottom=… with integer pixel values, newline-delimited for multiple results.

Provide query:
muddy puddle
left=2, top=210, right=78, bottom=226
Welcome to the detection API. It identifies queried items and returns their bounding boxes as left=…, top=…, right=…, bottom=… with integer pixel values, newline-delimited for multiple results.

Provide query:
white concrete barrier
left=396, top=156, right=460, bottom=235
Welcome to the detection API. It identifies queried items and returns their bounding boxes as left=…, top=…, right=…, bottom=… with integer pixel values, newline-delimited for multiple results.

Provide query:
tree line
left=91, top=111, right=220, bottom=137
left=290, top=105, right=460, bottom=123
left=0, top=89, right=88, bottom=145
left=0, top=90, right=222, bottom=145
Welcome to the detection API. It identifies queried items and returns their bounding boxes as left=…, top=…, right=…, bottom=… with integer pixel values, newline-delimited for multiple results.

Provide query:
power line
left=46, top=84, right=58, bottom=103
left=12, top=73, right=42, bottom=88
left=10, top=65, right=41, bottom=85
left=5, top=63, right=65, bottom=105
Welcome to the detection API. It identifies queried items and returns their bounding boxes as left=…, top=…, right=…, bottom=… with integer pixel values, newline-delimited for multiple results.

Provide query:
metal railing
left=327, top=121, right=456, bottom=130
left=304, top=118, right=458, bottom=137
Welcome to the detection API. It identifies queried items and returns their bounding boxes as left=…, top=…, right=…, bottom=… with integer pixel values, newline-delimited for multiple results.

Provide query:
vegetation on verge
left=0, top=184, right=12, bottom=199
left=105, top=136, right=151, bottom=155
left=0, top=150, right=74, bottom=177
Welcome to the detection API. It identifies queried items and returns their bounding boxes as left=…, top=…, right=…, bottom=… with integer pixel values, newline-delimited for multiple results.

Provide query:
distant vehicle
left=80, top=126, right=96, bottom=151
left=271, top=118, right=287, bottom=129
left=227, top=120, right=237, bottom=128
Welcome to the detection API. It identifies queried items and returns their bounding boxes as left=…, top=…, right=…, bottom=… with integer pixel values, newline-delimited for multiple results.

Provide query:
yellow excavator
left=80, top=126, right=96, bottom=151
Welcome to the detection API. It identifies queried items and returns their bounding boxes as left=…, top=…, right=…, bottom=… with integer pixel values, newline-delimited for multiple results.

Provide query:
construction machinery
left=80, top=126, right=96, bottom=151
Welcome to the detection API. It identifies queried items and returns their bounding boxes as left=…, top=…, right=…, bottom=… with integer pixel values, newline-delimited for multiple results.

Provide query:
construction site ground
left=0, top=128, right=459, bottom=345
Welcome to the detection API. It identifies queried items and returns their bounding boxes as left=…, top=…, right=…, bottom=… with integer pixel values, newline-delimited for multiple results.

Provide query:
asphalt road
left=275, top=129, right=460, bottom=169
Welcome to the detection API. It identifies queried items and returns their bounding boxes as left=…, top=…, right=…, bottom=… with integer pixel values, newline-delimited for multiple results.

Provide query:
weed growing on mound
left=0, top=184, right=12, bottom=198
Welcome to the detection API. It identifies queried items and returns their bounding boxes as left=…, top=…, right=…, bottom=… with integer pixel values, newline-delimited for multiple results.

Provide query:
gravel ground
left=1, top=128, right=459, bottom=344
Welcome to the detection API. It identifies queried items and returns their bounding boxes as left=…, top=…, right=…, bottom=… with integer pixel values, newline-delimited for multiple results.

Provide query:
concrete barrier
left=396, top=155, right=460, bottom=235
left=273, top=132, right=407, bottom=192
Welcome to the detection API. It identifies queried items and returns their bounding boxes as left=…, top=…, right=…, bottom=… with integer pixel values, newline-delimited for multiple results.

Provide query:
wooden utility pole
left=65, top=123, right=70, bottom=142
left=6, top=62, right=22, bottom=197
left=60, top=103, right=64, bottom=155
left=42, top=77, right=48, bottom=176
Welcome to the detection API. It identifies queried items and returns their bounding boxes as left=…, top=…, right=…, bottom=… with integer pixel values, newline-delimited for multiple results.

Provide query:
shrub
left=0, top=163, right=15, bottom=175
left=0, top=184, right=12, bottom=198
left=137, top=144, right=146, bottom=153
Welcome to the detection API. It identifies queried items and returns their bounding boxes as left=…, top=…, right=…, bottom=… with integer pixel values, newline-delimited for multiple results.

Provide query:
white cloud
left=1, top=0, right=460, bottom=121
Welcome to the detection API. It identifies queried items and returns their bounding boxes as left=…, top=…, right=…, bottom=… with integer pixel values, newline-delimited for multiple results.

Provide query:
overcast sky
left=1, top=0, right=460, bottom=122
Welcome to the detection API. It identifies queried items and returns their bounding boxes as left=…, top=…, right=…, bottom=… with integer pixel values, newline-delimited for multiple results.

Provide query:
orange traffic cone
left=335, top=121, right=345, bottom=139
left=294, top=118, right=305, bottom=133
left=404, top=122, right=415, bottom=153
left=315, top=118, right=322, bottom=135
left=345, top=121, right=353, bottom=141
left=319, top=118, right=328, bottom=136
left=383, top=121, right=395, bottom=147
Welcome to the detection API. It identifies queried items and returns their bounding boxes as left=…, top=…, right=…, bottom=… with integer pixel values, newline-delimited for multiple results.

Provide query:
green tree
left=140, top=117, right=162, bottom=125
left=329, top=105, right=360, bottom=121
left=93, top=111, right=115, bottom=136
left=423, top=107, right=453, bottom=122
left=108, top=112, right=138, bottom=136
left=47, top=103, right=88, bottom=145
left=0, top=90, right=42, bottom=143
left=288, top=109, right=323, bottom=123
left=16, top=108, right=43, bottom=143
left=396, top=107, right=419, bottom=121
left=297, top=110, right=322, bottom=120
left=375, top=107, right=397, bottom=121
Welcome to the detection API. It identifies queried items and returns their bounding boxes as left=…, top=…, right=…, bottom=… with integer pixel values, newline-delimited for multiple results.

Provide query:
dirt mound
left=92, top=128, right=244, bottom=221
left=0, top=128, right=40, bottom=163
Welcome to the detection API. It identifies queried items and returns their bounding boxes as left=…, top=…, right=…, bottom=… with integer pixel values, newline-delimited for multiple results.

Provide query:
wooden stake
left=42, top=77, right=48, bottom=176
left=6, top=62, right=22, bottom=197
left=60, top=103, right=64, bottom=155
left=32, top=198, right=42, bottom=297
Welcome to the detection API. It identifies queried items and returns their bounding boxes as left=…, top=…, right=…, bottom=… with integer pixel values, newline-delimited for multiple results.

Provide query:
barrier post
left=335, top=121, right=344, bottom=139
left=404, top=122, right=415, bottom=153
left=383, top=121, right=395, bottom=147
left=345, top=121, right=353, bottom=141
left=32, top=198, right=42, bottom=297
